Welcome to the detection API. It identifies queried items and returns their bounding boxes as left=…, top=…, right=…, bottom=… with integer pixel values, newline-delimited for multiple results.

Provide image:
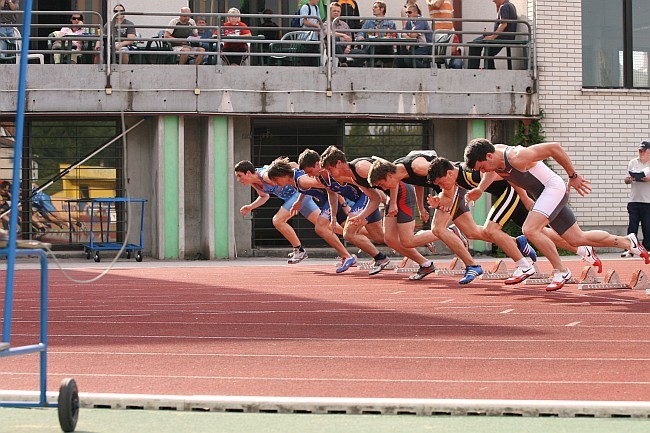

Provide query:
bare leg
left=273, top=207, right=300, bottom=248
left=384, top=217, right=427, bottom=265
left=431, top=209, right=476, bottom=266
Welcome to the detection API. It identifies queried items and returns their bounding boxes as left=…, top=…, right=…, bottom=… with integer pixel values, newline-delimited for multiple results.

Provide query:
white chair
left=13, top=27, right=45, bottom=64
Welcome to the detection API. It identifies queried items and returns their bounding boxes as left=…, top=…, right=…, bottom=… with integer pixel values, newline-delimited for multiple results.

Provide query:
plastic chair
left=3, top=28, right=45, bottom=64
left=269, top=31, right=306, bottom=66
left=144, top=30, right=176, bottom=64
left=433, top=32, right=454, bottom=69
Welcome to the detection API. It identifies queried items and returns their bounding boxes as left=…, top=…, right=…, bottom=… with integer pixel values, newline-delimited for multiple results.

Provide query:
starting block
left=357, top=261, right=374, bottom=270
left=435, top=257, right=465, bottom=276
left=524, top=265, right=582, bottom=286
left=0, top=342, right=9, bottom=352
left=394, top=257, right=419, bottom=273
left=578, top=267, right=649, bottom=291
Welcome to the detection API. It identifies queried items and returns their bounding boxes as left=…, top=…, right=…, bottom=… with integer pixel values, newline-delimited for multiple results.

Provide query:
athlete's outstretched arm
left=466, top=171, right=499, bottom=203
left=240, top=185, right=270, bottom=216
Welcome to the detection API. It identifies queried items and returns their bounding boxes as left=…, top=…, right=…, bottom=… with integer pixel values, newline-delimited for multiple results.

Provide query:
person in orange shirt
left=427, top=0, right=454, bottom=31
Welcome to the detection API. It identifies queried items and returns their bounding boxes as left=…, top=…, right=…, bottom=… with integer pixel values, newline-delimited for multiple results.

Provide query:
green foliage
left=512, top=108, right=545, bottom=147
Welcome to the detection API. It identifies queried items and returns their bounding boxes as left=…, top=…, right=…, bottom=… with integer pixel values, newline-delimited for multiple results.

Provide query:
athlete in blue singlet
left=266, top=157, right=358, bottom=273
left=234, top=160, right=319, bottom=264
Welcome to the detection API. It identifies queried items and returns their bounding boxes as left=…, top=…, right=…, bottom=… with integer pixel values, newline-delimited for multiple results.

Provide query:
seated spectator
left=194, top=16, right=214, bottom=53
left=219, top=7, right=252, bottom=66
left=395, top=3, right=432, bottom=68
left=258, top=9, right=281, bottom=42
left=52, top=13, right=88, bottom=64
left=401, top=0, right=422, bottom=28
left=467, top=0, right=517, bottom=69
left=348, top=1, right=396, bottom=68
left=164, top=7, right=205, bottom=65
left=0, top=0, right=18, bottom=62
left=94, top=4, right=137, bottom=64
left=323, top=2, right=352, bottom=66
left=337, top=0, right=361, bottom=39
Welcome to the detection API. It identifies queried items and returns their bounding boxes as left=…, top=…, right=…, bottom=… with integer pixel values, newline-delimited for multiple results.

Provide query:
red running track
left=1, top=257, right=649, bottom=401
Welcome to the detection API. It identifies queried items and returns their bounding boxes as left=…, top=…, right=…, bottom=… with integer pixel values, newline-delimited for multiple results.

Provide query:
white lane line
left=500, top=309, right=514, bottom=314
left=4, top=371, right=650, bottom=385
left=566, top=321, right=582, bottom=327
left=47, top=351, right=650, bottom=362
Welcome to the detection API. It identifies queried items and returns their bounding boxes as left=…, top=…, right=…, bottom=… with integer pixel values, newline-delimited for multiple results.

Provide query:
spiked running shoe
left=369, top=256, right=391, bottom=275
left=504, top=266, right=536, bottom=285
left=627, top=233, right=650, bottom=264
left=578, top=246, right=602, bottom=273
left=621, top=250, right=633, bottom=258
left=336, top=255, right=357, bottom=273
left=459, top=265, right=483, bottom=284
left=546, top=269, right=572, bottom=291
left=409, top=262, right=436, bottom=280
left=287, top=249, right=308, bottom=264
left=515, top=235, right=537, bottom=262
left=449, top=224, right=469, bottom=250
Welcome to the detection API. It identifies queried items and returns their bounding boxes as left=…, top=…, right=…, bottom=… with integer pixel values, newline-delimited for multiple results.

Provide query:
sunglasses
left=113, top=9, right=124, bottom=13
left=71, top=17, right=82, bottom=20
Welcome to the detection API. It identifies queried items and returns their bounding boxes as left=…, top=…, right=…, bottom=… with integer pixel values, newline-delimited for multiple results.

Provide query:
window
left=582, top=0, right=650, bottom=88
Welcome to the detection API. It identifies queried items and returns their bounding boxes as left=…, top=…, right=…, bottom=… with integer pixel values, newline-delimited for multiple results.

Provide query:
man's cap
left=639, top=141, right=650, bottom=150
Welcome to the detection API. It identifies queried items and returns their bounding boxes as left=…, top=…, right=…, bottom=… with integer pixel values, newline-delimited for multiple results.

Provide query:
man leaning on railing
left=395, top=3, right=432, bottom=68
left=467, top=0, right=517, bottom=69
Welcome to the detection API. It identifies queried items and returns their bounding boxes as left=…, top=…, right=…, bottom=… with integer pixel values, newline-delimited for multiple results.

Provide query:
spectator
left=94, top=4, right=137, bottom=64
left=323, top=2, right=352, bottom=66
left=300, top=0, right=321, bottom=66
left=395, top=3, right=432, bottom=68
left=467, top=0, right=517, bottom=69
left=0, top=0, right=18, bottom=61
left=194, top=16, right=214, bottom=53
left=622, top=140, right=650, bottom=257
left=52, top=13, right=88, bottom=64
left=298, top=0, right=327, bottom=21
left=258, top=9, right=280, bottom=42
left=337, top=0, right=361, bottom=38
left=348, top=1, right=396, bottom=68
left=220, top=7, right=252, bottom=66
left=164, top=7, right=205, bottom=65
left=427, top=0, right=454, bottom=31
left=401, top=0, right=422, bottom=28
left=427, top=0, right=462, bottom=68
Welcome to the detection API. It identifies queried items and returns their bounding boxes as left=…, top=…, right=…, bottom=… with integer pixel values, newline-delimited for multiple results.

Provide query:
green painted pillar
left=469, top=120, right=488, bottom=253
left=213, top=117, right=229, bottom=258
left=163, top=116, right=180, bottom=258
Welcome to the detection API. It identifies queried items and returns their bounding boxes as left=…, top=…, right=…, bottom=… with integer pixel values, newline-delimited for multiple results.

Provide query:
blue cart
left=83, top=198, right=146, bottom=263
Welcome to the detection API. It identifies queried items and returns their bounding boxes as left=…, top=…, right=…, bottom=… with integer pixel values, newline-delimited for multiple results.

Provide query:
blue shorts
left=350, top=194, right=382, bottom=224
left=281, top=192, right=319, bottom=217
left=320, top=199, right=354, bottom=224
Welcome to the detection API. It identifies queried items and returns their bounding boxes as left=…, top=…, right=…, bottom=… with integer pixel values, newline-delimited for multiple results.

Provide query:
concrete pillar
left=468, top=120, right=489, bottom=253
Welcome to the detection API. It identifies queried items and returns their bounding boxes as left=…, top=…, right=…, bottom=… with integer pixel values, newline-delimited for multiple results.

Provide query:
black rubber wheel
left=135, top=251, right=143, bottom=262
left=58, top=378, right=79, bottom=432
left=85, top=250, right=90, bottom=260
left=93, top=252, right=100, bottom=263
left=126, top=250, right=132, bottom=259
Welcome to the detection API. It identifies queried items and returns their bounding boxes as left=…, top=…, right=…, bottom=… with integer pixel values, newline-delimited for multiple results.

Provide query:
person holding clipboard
left=623, top=140, right=650, bottom=257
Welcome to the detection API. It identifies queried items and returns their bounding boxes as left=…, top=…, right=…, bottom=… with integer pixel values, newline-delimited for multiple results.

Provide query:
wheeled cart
left=82, top=198, right=146, bottom=263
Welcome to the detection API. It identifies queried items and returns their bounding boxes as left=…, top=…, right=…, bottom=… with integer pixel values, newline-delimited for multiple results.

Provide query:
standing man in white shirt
left=622, top=140, right=650, bottom=256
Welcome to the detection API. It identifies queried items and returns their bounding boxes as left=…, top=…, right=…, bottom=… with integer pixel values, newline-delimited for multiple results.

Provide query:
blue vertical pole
left=2, top=1, right=34, bottom=344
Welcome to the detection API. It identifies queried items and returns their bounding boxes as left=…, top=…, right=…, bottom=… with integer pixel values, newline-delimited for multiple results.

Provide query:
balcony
left=0, top=11, right=537, bottom=119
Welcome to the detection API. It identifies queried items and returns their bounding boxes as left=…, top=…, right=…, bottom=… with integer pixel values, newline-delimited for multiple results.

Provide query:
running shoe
left=577, top=246, right=602, bottom=273
left=336, top=255, right=357, bottom=274
left=459, top=265, right=483, bottom=284
left=504, top=265, right=536, bottom=285
left=369, top=256, right=391, bottom=275
left=515, top=235, right=537, bottom=262
left=449, top=224, right=469, bottom=249
left=287, top=249, right=308, bottom=264
left=546, top=269, right=572, bottom=292
left=409, top=262, right=436, bottom=280
left=627, top=233, right=650, bottom=264
left=621, top=250, right=633, bottom=258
